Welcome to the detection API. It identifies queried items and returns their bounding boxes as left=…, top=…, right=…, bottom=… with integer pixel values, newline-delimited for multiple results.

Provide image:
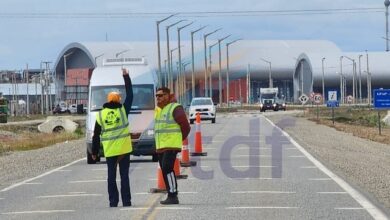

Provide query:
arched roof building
left=54, top=40, right=390, bottom=103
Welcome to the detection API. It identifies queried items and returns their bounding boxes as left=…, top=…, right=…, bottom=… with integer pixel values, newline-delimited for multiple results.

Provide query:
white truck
left=259, top=88, right=283, bottom=112
left=86, top=57, right=158, bottom=163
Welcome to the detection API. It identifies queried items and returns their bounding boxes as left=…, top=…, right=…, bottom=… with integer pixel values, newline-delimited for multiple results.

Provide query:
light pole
left=166, top=20, right=185, bottom=90
left=385, top=0, right=390, bottom=51
left=321, top=57, right=326, bottom=102
left=63, top=52, right=73, bottom=94
left=204, top=28, right=222, bottom=97
left=156, top=14, right=178, bottom=87
left=170, top=47, right=181, bottom=90
left=208, top=41, right=219, bottom=99
left=115, top=49, right=130, bottom=58
left=217, top=35, right=230, bottom=105
left=226, top=38, right=241, bottom=107
left=366, top=50, right=372, bottom=105
left=343, top=55, right=356, bottom=104
left=177, top=22, right=193, bottom=103
left=259, top=58, right=273, bottom=88
left=358, top=54, right=363, bottom=103
left=94, top=53, right=104, bottom=67
left=339, top=56, right=344, bottom=104
left=190, top=26, right=207, bottom=99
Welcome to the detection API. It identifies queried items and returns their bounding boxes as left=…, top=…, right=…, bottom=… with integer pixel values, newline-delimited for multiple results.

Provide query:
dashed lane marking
left=0, top=158, right=85, bottom=192
left=300, top=166, right=317, bottom=169
left=226, top=206, right=299, bottom=210
left=232, top=165, right=276, bottom=168
left=24, top=182, right=43, bottom=185
left=308, top=178, right=332, bottom=181
left=231, top=191, right=296, bottom=194
left=37, top=194, right=103, bottom=198
left=2, top=210, right=75, bottom=215
left=69, top=180, right=106, bottom=183
left=335, top=207, right=365, bottom=210
left=317, top=192, right=348, bottom=194
left=120, top=207, right=192, bottom=211
left=264, top=116, right=389, bottom=220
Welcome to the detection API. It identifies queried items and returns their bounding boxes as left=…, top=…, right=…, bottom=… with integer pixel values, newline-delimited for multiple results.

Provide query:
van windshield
left=90, top=84, right=154, bottom=111
left=191, top=99, right=213, bottom=106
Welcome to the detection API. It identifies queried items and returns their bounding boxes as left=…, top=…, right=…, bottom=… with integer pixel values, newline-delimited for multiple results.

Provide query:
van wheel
left=152, top=154, right=158, bottom=162
left=190, top=119, right=194, bottom=124
left=212, top=118, right=216, bottom=123
left=87, top=151, right=97, bottom=164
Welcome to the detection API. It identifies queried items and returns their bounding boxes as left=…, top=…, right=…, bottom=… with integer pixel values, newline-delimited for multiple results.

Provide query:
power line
left=0, top=7, right=384, bottom=19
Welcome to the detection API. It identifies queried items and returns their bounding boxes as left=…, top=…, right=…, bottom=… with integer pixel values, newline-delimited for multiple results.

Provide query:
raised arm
left=122, top=68, right=133, bottom=113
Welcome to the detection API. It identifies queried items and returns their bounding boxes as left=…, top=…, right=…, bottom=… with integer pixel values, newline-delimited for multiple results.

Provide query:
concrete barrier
left=38, top=116, right=79, bottom=133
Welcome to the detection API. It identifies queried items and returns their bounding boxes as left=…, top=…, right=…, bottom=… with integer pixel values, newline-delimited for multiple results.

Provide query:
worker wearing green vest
left=92, top=68, right=133, bottom=207
left=155, top=87, right=190, bottom=205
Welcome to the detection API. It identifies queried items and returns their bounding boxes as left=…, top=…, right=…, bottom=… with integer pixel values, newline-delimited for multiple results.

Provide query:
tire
left=152, top=154, right=158, bottom=162
left=190, top=119, right=194, bottom=124
left=87, top=151, right=97, bottom=164
left=212, top=118, right=216, bottom=123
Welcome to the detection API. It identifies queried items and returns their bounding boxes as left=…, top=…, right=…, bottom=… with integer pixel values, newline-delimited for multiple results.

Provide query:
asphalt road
left=0, top=112, right=387, bottom=220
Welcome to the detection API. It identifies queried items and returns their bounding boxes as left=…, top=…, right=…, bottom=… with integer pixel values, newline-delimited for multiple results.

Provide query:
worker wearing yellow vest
left=155, top=87, right=190, bottom=205
left=92, top=68, right=133, bottom=207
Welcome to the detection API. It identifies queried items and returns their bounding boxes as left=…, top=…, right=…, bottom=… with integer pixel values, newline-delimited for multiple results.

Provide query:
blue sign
left=327, top=100, right=339, bottom=108
left=374, top=89, right=390, bottom=109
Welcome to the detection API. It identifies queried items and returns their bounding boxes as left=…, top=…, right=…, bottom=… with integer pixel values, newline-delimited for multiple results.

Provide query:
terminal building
left=53, top=40, right=390, bottom=105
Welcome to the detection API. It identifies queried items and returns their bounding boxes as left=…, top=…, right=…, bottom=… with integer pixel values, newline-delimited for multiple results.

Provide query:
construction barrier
left=174, top=158, right=188, bottom=179
left=180, top=138, right=197, bottom=167
left=149, top=164, right=167, bottom=193
left=191, top=112, right=207, bottom=156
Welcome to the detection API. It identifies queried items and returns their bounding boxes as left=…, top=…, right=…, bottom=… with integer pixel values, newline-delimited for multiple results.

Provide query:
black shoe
left=123, top=202, right=132, bottom=207
left=109, top=204, right=118, bottom=208
left=160, top=196, right=179, bottom=205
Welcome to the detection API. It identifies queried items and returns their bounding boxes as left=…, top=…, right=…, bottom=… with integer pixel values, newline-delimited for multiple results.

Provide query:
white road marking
left=91, top=168, right=107, bottom=171
left=24, top=182, right=43, bottom=185
left=135, top=191, right=197, bottom=195
left=317, top=192, right=348, bottom=194
left=0, top=158, right=85, bottom=192
left=69, top=192, right=86, bottom=194
left=226, top=206, right=299, bottom=209
left=285, top=148, right=298, bottom=150
left=37, top=194, right=102, bottom=198
left=230, top=177, right=279, bottom=180
left=231, top=191, right=295, bottom=194
left=264, top=116, right=389, bottom=220
left=308, top=178, right=332, bottom=181
left=236, top=155, right=271, bottom=157
left=335, top=207, right=365, bottom=210
left=288, top=155, right=305, bottom=158
left=120, top=207, right=192, bottom=211
left=54, top=170, right=72, bottom=172
left=300, top=166, right=317, bottom=169
left=0, top=198, right=4, bottom=200
left=120, top=207, right=148, bottom=210
left=2, top=210, right=75, bottom=215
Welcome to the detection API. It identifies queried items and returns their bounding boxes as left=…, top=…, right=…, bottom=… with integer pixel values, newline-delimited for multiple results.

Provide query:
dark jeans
left=106, top=153, right=131, bottom=207
left=158, top=150, right=178, bottom=197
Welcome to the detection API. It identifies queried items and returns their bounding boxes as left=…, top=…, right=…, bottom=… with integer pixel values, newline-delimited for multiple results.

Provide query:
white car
left=188, top=97, right=216, bottom=124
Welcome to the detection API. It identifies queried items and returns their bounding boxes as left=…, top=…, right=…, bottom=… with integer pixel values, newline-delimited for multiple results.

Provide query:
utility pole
left=209, top=42, right=218, bottom=99
left=366, top=50, right=371, bottom=105
left=204, top=28, right=222, bottom=97
left=321, top=58, right=325, bottom=103
left=177, top=21, right=193, bottom=104
left=190, top=26, right=207, bottom=99
left=226, top=38, right=240, bottom=107
left=26, top=63, right=30, bottom=115
left=358, top=55, right=363, bottom=104
left=385, top=0, right=390, bottom=51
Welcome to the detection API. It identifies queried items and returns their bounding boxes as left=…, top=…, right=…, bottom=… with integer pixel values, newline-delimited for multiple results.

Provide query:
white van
left=86, top=58, right=157, bottom=164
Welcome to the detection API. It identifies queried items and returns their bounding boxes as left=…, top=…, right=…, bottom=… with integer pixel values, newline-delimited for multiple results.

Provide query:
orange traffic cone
left=180, top=138, right=197, bottom=167
left=174, top=158, right=188, bottom=179
left=149, top=164, right=167, bottom=193
left=191, top=112, right=207, bottom=156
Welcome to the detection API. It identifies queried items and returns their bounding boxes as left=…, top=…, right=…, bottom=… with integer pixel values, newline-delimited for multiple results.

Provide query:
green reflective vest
left=154, top=103, right=182, bottom=150
left=96, top=106, right=132, bottom=157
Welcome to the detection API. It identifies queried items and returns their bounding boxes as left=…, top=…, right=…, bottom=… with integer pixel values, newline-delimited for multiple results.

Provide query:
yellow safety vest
left=154, top=103, right=182, bottom=150
left=96, top=106, right=132, bottom=157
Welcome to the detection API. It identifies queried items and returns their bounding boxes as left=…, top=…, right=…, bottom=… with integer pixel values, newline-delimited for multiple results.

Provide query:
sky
left=0, top=0, right=387, bottom=70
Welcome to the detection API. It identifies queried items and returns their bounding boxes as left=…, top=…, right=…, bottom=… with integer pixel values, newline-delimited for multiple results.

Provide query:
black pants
left=106, top=153, right=131, bottom=207
left=158, top=150, right=178, bottom=197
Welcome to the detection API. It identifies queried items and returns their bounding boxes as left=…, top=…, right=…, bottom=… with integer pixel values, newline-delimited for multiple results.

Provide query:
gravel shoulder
left=267, top=113, right=390, bottom=215
left=0, top=139, right=85, bottom=190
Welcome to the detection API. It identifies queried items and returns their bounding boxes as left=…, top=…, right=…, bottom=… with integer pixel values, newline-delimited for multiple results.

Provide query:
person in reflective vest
left=154, top=87, right=190, bottom=205
left=92, top=68, right=133, bottom=207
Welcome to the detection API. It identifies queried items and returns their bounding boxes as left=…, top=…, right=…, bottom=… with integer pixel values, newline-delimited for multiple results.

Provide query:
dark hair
left=156, top=87, right=170, bottom=94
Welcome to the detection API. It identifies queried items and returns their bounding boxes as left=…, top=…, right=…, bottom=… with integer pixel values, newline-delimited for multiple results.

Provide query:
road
left=0, top=112, right=387, bottom=220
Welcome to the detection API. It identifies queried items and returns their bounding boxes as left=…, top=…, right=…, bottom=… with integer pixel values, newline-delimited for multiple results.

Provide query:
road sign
left=328, top=91, right=337, bottom=101
left=299, top=94, right=309, bottom=105
left=314, top=94, right=322, bottom=104
left=374, top=89, right=390, bottom=109
left=327, top=100, right=339, bottom=108
left=347, top=95, right=354, bottom=103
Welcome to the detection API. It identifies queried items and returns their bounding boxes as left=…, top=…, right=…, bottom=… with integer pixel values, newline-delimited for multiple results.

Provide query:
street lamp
left=204, top=28, right=222, bottom=97
left=217, top=35, right=230, bottom=105
left=343, top=55, right=357, bottom=104
left=385, top=0, right=390, bottom=51
left=339, top=56, right=344, bottom=104
left=358, top=54, right=363, bottom=103
left=208, top=41, right=219, bottom=99
left=156, top=14, right=178, bottom=87
left=166, top=20, right=186, bottom=90
left=94, top=53, right=104, bottom=67
left=115, top=49, right=130, bottom=58
left=226, top=38, right=241, bottom=107
left=366, top=50, right=372, bottom=105
left=321, top=57, right=326, bottom=102
left=177, top=21, right=193, bottom=103
left=259, top=58, right=273, bottom=88
left=190, top=25, right=207, bottom=99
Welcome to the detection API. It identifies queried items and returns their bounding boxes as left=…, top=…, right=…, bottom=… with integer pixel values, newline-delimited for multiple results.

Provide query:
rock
left=38, top=116, right=78, bottom=133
